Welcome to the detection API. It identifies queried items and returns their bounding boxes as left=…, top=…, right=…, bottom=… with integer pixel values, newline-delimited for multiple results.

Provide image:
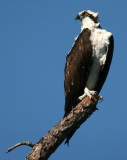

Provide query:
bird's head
left=75, top=10, right=100, bottom=30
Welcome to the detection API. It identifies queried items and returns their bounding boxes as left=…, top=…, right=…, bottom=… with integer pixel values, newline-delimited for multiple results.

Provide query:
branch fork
left=7, top=96, right=99, bottom=160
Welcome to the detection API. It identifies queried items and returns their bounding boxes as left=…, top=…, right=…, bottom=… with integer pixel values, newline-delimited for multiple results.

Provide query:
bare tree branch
left=7, top=141, right=35, bottom=153
left=25, top=96, right=99, bottom=160
left=7, top=96, right=99, bottom=160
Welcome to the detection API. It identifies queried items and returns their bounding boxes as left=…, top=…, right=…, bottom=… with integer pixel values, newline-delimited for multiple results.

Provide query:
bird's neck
left=81, top=17, right=100, bottom=31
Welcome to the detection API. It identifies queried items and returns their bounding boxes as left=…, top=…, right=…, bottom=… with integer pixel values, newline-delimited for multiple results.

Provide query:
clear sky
left=0, top=0, right=127, bottom=160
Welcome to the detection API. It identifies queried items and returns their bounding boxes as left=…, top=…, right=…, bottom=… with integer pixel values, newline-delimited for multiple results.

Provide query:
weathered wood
left=26, top=96, right=98, bottom=160
left=7, top=141, right=35, bottom=153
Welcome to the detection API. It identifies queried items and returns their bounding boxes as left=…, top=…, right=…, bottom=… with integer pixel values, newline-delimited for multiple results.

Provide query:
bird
left=64, top=10, right=114, bottom=144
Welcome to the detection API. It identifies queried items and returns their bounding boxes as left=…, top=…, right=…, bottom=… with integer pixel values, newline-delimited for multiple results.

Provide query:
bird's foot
left=98, top=95, right=103, bottom=102
left=78, top=87, right=103, bottom=101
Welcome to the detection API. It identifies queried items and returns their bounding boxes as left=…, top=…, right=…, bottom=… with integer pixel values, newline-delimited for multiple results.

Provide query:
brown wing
left=64, top=28, right=93, bottom=117
left=95, top=35, right=114, bottom=93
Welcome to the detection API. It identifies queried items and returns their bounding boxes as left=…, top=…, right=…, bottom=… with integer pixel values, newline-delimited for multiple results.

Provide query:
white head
left=75, top=10, right=100, bottom=31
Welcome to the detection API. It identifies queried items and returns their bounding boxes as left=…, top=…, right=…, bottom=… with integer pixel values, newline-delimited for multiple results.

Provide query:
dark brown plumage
left=64, top=30, right=114, bottom=117
left=64, top=29, right=114, bottom=145
left=64, top=28, right=93, bottom=117
left=64, top=10, right=114, bottom=145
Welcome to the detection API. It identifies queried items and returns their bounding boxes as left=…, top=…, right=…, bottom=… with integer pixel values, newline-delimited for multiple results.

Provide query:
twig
left=7, top=96, right=99, bottom=160
left=7, top=141, right=35, bottom=153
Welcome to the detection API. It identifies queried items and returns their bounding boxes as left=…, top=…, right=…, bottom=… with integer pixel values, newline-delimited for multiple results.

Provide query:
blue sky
left=0, top=0, right=127, bottom=160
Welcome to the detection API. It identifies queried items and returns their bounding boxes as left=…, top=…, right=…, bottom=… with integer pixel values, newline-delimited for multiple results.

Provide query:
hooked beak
left=75, top=14, right=80, bottom=20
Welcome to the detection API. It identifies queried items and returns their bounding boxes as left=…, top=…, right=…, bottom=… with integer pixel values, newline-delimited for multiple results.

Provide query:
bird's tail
left=64, top=128, right=77, bottom=146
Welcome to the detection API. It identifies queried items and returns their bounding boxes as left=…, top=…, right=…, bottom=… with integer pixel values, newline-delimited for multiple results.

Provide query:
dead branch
left=26, top=96, right=98, bottom=160
left=7, top=96, right=99, bottom=160
left=7, top=141, right=35, bottom=153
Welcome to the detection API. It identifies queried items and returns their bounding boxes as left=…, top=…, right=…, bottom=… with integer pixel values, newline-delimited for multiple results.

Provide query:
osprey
left=64, top=10, right=114, bottom=143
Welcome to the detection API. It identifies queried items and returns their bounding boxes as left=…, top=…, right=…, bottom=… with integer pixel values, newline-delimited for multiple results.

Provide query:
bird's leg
left=78, top=87, right=96, bottom=100
left=78, top=87, right=103, bottom=101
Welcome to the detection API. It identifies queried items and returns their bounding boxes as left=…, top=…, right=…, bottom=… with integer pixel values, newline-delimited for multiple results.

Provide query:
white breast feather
left=86, top=28, right=112, bottom=89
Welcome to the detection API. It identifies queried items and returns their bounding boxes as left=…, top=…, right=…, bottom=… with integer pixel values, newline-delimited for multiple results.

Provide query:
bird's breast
left=85, top=28, right=112, bottom=90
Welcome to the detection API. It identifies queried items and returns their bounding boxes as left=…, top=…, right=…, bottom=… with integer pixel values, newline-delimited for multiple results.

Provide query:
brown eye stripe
left=81, top=11, right=98, bottom=23
left=89, top=14, right=98, bottom=23
left=81, top=11, right=87, bottom=16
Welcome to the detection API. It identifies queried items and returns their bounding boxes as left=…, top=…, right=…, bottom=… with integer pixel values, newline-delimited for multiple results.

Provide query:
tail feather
left=64, top=129, right=77, bottom=146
